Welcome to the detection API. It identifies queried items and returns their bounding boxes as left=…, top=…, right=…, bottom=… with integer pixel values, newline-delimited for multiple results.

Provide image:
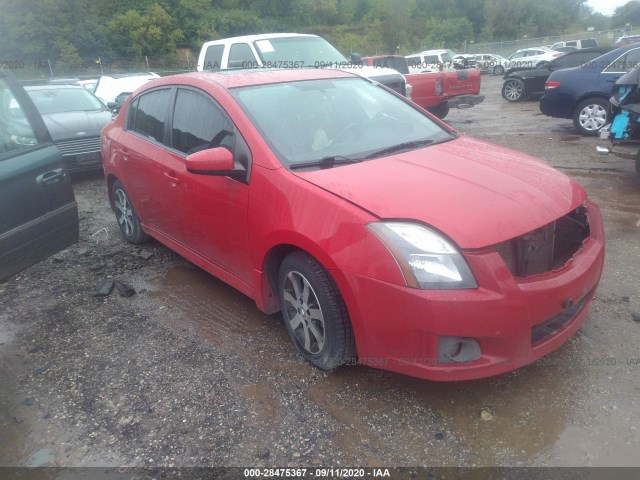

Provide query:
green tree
left=612, top=1, right=640, bottom=28
left=425, top=17, right=474, bottom=49
left=108, top=3, right=184, bottom=57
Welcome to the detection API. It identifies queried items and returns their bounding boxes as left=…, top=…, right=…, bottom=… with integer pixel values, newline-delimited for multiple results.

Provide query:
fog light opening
left=438, top=336, right=481, bottom=364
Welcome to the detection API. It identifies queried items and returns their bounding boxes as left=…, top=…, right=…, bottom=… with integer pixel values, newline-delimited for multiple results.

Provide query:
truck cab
left=197, top=33, right=409, bottom=98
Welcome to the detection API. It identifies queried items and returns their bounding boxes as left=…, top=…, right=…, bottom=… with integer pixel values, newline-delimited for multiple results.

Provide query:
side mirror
left=185, top=147, right=245, bottom=179
left=107, top=101, right=118, bottom=109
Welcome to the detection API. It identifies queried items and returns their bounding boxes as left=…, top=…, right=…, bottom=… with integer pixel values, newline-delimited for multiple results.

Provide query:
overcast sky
left=586, top=0, right=632, bottom=15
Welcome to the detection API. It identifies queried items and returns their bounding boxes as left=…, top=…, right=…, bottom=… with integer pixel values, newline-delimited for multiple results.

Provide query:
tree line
left=0, top=0, right=638, bottom=74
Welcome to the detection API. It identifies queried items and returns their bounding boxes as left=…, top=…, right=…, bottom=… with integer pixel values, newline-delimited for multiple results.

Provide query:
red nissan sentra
left=101, top=69, right=605, bottom=381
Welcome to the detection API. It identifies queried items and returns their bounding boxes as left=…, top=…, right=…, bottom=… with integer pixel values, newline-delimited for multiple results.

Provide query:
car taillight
left=552, top=52, right=563, bottom=57
left=545, top=81, right=560, bottom=89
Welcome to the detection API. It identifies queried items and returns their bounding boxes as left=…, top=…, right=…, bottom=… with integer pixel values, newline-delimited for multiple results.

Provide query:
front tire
left=573, top=97, right=609, bottom=136
left=278, top=251, right=356, bottom=370
left=502, top=78, right=525, bottom=102
left=111, top=180, right=149, bottom=244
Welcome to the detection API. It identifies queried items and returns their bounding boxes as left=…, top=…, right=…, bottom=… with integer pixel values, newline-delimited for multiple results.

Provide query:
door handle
left=36, top=168, right=65, bottom=186
left=163, top=171, right=180, bottom=185
left=121, top=147, right=129, bottom=161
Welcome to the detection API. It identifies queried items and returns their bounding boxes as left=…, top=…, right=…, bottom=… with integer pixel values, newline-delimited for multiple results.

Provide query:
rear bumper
left=445, top=94, right=485, bottom=109
left=340, top=203, right=605, bottom=381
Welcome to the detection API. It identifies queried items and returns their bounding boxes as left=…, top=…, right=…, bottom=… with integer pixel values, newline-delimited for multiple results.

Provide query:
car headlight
left=367, top=222, right=477, bottom=289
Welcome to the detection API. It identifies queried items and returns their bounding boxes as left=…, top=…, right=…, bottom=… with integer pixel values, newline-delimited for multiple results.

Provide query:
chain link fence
left=465, top=27, right=640, bottom=56
left=8, top=51, right=197, bottom=84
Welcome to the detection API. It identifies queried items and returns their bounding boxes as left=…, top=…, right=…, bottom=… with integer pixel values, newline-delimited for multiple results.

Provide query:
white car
left=93, top=72, right=160, bottom=105
left=406, top=50, right=455, bottom=73
left=504, top=48, right=563, bottom=72
left=473, top=54, right=509, bottom=75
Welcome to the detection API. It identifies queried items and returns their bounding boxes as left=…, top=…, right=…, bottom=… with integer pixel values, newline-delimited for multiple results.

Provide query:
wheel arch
left=106, top=173, right=119, bottom=209
left=257, top=240, right=359, bottom=339
left=572, top=93, right=610, bottom=116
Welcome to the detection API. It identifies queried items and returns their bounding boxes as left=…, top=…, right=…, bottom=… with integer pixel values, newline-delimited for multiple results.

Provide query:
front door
left=0, top=69, right=79, bottom=281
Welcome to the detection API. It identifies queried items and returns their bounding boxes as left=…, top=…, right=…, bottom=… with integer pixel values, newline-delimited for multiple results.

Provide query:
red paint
left=102, top=69, right=605, bottom=381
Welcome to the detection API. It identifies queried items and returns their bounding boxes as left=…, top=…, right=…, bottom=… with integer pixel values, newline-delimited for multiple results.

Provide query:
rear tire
left=573, top=97, right=609, bottom=136
left=493, top=65, right=504, bottom=75
left=277, top=251, right=356, bottom=370
left=111, top=180, right=149, bottom=244
left=429, top=104, right=450, bottom=119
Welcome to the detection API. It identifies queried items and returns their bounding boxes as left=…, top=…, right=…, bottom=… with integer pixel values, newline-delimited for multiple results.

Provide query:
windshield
left=232, top=77, right=453, bottom=169
left=27, top=88, right=105, bottom=114
left=253, top=36, right=347, bottom=66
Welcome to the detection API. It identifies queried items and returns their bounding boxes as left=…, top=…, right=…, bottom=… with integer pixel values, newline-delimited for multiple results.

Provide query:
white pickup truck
left=197, top=33, right=410, bottom=98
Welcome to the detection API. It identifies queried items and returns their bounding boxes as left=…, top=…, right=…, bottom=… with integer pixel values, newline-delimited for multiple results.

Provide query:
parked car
left=550, top=38, right=598, bottom=50
left=102, top=68, right=604, bottom=382
left=540, top=43, right=640, bottom=135
left=502, top=47, right=612, bottom=102
left=504, top=47, right=563, bottom=72
left=24, top=85, right=113, bottom=172
left=474, top=54, right=509, bottom=75
left=362, top=54, right=484, bottom=119
left=614, top=34, right=640, bottom=48
left=451, top=54, right=477, bottom=69
left=406, top=50, right=455, bottom=72
left=93, top=72, right=160, bottom=106
left=0, top=68, right=79, bottom=281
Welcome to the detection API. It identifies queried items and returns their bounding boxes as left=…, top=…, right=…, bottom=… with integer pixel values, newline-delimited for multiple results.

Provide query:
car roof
left=136, top=68, right=357, bottom=92
left=560, top=46, right=612, bottom=56
left=202, top=33, right=316, bottom=46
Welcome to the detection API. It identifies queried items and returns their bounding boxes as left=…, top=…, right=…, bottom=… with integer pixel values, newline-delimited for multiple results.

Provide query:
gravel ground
left=1, top=74, right=639, bottom=470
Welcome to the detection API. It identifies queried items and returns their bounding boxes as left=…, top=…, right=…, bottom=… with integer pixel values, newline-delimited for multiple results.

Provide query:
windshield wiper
left=364, top=139, right=434, bottom=160
left=290, top=155, right=362, bottom=170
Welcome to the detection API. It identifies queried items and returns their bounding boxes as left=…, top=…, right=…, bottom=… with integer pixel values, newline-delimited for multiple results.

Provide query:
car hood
left=293, top=136, right=587, bottom=249
left=40, top=110, right=113, bottom=141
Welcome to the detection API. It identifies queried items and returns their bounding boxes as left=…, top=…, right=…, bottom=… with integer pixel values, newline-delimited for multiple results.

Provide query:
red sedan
left=101, top=68, right=604, bottom=381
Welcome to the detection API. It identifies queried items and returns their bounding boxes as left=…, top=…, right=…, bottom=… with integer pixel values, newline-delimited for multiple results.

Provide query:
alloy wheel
left=114, top=188, right=134, bottom=237
left=282, top=271, right=325, bottom=354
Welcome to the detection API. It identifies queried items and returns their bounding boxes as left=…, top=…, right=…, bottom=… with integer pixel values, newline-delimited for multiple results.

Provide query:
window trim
left=603, top=47, right=640, bottom=74
left=166, top=85, right=253, bottom=183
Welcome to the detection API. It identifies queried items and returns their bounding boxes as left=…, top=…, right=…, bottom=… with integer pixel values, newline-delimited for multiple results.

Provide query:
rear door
left=599, top=47, right=640, bottom=91
left=0, top=69, right=79, bottom=281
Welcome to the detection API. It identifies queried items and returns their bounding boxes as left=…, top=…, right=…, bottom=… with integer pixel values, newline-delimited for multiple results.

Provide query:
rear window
left=128, top=88, right=171, bottom=143
left=581, top=39, right=597, bottom=48
left=203, top=45, right=224, bottom=70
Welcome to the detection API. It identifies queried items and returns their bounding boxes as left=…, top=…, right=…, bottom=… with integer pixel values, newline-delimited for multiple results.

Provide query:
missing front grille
left=494, top=206, right=590, bottom=278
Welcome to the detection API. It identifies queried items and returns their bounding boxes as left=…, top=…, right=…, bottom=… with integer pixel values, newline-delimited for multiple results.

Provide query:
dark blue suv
left=540, top=43, right=640, bottom=135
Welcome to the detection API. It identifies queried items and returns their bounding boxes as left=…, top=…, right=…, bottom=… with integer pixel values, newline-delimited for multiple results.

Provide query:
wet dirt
left=1, top=74, right=639, bottom=468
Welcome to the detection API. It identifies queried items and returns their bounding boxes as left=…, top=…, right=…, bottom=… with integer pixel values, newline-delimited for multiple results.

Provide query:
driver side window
left=171, top=88, right=235, bottom=155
